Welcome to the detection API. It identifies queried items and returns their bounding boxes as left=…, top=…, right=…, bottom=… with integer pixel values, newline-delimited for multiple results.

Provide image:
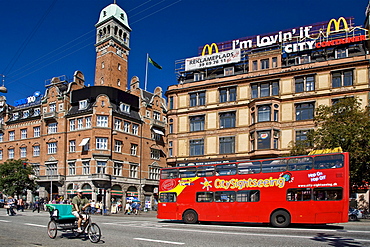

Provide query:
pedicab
left=46, top=204, right=101, bottom=243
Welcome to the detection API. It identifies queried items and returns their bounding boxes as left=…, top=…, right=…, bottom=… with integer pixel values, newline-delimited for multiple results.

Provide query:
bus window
left=314, top=154, right=344, bottom=169
left=215, top=163, right=237, bottom=176
left=313, top=187, right=343, bottom=201
left=238, top=161, right=261, bottom=174
left=287, top=157, right=313, bottom=171
left=236, top=190, right=260, bottom=202
left=196, top=192, right=214, bottom=202
left=161, top=169, right=178, bottom=179
left=287, top=188, right=311, bottom=201
left=179, top=167, right=197, bottom=178
left=159, top=192, right=177, bottom=202
left=261, top=159, right=287, bottom=173
left=197, top=165, right=214, bottom=177
left=215, top=191, right=236, bottom=202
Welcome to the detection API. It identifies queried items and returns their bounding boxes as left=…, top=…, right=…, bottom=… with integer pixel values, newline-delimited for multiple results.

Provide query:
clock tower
left=95, top=3, right=131, bottom=90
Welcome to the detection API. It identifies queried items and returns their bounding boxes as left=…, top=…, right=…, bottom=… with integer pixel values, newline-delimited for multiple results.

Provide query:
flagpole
left=144, top=53, right=149, bottom=91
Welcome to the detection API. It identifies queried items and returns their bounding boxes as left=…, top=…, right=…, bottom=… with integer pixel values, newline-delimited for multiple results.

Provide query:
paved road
left=1, top=209, right=370, bottom=246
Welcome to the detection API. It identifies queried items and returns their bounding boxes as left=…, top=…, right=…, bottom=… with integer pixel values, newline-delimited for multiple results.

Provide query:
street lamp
left=0, top=74, right=7, bottom=93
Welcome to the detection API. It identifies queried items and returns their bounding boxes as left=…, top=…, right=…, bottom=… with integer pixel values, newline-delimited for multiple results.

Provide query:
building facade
left=0, top=3, right=167, bottom=209
left=166, top=14, right=370, bottom=167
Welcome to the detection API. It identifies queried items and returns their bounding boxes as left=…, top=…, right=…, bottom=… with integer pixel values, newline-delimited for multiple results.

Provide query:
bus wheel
left=270, top=210, right=290, bottom=228
left=183, top=210, right=198, bottom=224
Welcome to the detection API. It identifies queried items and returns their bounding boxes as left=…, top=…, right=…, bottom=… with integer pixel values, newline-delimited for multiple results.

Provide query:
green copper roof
left=96, top=4, right=130, bottom=29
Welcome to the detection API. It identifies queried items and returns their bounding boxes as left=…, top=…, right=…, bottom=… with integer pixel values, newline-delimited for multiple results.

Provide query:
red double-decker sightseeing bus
left=157, top=153, right=349, bottom=227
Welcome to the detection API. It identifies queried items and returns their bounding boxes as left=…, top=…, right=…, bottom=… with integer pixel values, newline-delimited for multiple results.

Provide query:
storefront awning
left=152, top=128, right=164, bottom=135
left=79, top=138, right=90, bottom=146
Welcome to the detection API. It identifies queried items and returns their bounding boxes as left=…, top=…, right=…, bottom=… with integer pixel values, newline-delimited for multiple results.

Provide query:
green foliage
left=0, top=159, right=37, bottom=196
left=290, top=97, right=370, bottom=187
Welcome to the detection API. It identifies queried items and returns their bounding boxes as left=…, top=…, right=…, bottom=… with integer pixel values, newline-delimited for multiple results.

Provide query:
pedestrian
left=90, top=200, right=96, bottom=214
left=6, top=196, right=16, bottom=216
left=124, top=202, right=131, bottom=215
left=18, top=198, right=25, bottom=212
left=33, top=199, right=40, bottom=213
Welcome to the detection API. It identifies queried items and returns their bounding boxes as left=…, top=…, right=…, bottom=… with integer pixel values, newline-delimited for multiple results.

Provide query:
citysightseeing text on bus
left=214, top=176, right=286, bottom=190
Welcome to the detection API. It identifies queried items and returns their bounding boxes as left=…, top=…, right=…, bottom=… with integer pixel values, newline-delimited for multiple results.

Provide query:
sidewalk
left=108, top=210, right=157, bottom=217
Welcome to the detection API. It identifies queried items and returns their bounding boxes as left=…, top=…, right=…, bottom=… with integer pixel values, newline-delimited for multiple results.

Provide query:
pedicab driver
left=72, top=189, right=90, bottom=233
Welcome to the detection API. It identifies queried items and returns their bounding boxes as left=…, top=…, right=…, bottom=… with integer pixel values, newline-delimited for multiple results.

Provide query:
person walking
left=6, top=196, right=16, bottom=216
left=33, top=199, right=40, bottom=213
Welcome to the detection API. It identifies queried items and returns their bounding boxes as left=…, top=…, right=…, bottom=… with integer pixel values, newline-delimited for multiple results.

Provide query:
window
left=48, top=123, right=57, bottom=134
left=85, top=117, right=91, bottom=128
left=68, top=162, right=76, bottom=175
left=194, top=72, right=204, bottom=81
left=332, top=70, right=353, bottom=88
left=260, top=59, right=269, bottom=69
left=96, top=137, right=108, bottom=150
left=21, top=129, right=27, bottom=139
left=216, top=164, right=237, bottom=176
left=47, top=142, right=57, bottom=154
left=132, top=124, right=139, bottom=135
left=261, top=159, right=287, bottom=173
left=190, top=139, right=204, bottom=156
left=33, top=146, right=40, bottom=157
left=79, top=100, right=88, bottom=110
left=219, top=87, right=236, bottom=103
left=238, top=161, right=261, bottom=174
left=314, top=187, right=343, bottom=201
left=190, top=115, right=204, bottom=132
left=20, top=147, right=27, bottom=158
left=97, top=115, right=108, bottom=127
left=219, top=136, right=235, bottom=154
left=296, top=130, right=311, bottom=145
left=296, top=102, right=315, bottom=120
left=314, top=154, right=344, bottom=169
left=33, top=108, right=40, bottom=116
left=131, top=144, right=138, bottom=155
left=224, top=67, right=234, bottom=76
left=196, top=192, right=213, bottom=202
left=70, top=119, right=76, bottom=131
left=46, top=164, right=57, bottom=176
left=215, top=191, right=236, bottom=202
left=272, top=57, right=278, bottom=68
left=189, top=91, right=205, bottom=107
left=77, top=118, right=83, bottom=129
left=9, top=131, right=15, bottom=141
left=295, top=75, right=315, bottom=93
left=149, top=166, right=160, bottom=180
left=33, top=126, right=40, bottom=137
left=0, top=150, right=2, bottom=160
left=114, top=119, right=122, bottom=130
left=169, top=96, right=174, bottom=109
left=114, top=140, right=122, bottom=153
left=236, top=190, right=260, bottom=202
left=258, top=105, right=271, bottom=122
left=113, top=162, right=122, bottom=176
left=33, top=164, right=40, bottom=176
left=49, top=103, right=56, bottom=112
left=257, top=130, right=271, bottom=150
left=8, top=148, right=14, bottom=159
left=69, top=140, right=76, bottom=152
left=82, top=161, right=90, bottom=175
left=219, top=112, right=235, bottom=128
left=169, top=124, right=173, bottom=134
left=118, top=63, right=121, bottom=71
left=151, top=148, right=160, bottom=160
left=97, top=161, right=106, bottom=174
left=117, top=79, right=121, bottom=86
left=123, top=121, right=130, bottom=133
left=130, top=163, right=138, bottom=178
left=153, top=111, right=161, bottom=121
left=159, top=192, right=176, bottom=202
left=336, top=48, right=348, bottom=59
left=120, top=103, right=130, bottom=113
left=197, top=166, right=214, bottom=177
left=251, top=81, right=279, bottom=98
left=161, top=169, right=178, bottom=179
left=252, top=60, right=258, bottom=71
left=288, top=157, right=313, bottom=171
left=23, top=110, right=29, bottom=118
left=0, top=134, right=3, bottom=142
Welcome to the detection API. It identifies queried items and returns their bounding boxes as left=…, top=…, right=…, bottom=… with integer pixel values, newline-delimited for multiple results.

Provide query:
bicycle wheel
left=47, top=220, right=57, bottom=239
left=87, top=223, right=101, bottom=243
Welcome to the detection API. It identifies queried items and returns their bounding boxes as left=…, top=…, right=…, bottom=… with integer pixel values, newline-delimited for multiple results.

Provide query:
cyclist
left=72, top=189, right=90, bottom=233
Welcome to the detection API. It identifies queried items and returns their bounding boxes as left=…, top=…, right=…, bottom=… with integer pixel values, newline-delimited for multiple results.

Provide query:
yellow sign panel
left=326, top=17, right=348, bottom=35
left=201, top=43, right=219, bottom=56
left=308, top=147, right=343, bottom=155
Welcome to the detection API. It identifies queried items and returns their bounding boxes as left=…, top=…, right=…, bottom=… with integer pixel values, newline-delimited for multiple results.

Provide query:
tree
left=0, top=159, right=37, bottom=197
left=290, top=97, right=370, bottom=187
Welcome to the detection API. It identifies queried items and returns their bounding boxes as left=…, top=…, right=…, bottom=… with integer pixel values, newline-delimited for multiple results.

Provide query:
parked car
left=349, top=207, right=362, bottom=221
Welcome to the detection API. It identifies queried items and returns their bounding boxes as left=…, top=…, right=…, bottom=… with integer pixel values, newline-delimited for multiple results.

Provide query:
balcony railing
left=43, top=111, right=57, bottom=120
left=91, top=173, right=111, bottom=181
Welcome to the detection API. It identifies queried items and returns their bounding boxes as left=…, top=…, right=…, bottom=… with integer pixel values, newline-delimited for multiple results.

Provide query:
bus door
left=158, top=192, right=178, bottom=219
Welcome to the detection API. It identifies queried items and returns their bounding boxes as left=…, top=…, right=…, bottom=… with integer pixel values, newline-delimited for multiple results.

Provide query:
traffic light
left=22, top=162, right=28, bottom=169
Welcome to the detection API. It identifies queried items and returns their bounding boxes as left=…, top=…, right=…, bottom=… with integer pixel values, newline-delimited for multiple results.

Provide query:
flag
left=148, top=56, right=162, bottom=70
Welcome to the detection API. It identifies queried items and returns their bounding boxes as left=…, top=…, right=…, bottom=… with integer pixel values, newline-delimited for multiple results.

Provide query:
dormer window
left=79, top=100, right=88, bottom=110
left=224, top=67, right=234, bottom=76
left=120, top=103, right=130, bottom=113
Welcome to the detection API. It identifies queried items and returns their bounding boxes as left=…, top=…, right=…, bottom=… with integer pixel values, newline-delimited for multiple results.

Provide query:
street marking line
left=24, top=223, right=47, bottom=228
left=134, top=238, right=185, bottom=245
left=0, top=220, right=11, bottom=222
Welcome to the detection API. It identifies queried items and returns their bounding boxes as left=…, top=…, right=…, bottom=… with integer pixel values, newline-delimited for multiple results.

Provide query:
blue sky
left=0, top=0, right=368, bottom=104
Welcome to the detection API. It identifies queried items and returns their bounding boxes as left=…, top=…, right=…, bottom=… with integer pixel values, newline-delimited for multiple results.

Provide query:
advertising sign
left=185, top=48, right=241, bottom=71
